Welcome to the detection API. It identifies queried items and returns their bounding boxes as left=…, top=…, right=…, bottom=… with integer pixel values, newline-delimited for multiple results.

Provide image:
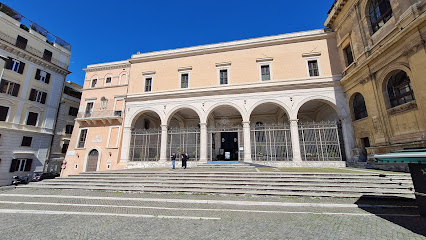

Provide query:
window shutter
left=12, top=83, right=20, bottom=97
left=45, top=73, right=51, bottom=84
left=29, top=89, right=36, bottom=101
left=41, top=92, right=47, bottom=104
left=35, top=69, right=41, bottom=80
left=18, top=62, right=25, bottom=74
left=5, top=57, right=12, bottom=70
left=24, top=159, right=32, bottom=171
left=9, top=159, right=17, bottom=172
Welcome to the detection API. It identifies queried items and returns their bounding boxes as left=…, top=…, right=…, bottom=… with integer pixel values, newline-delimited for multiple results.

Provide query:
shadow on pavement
left=356, top=195, right=426, bottom=237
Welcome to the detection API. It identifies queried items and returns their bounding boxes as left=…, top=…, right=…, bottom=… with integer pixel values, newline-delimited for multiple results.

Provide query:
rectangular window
left=181, top=74, right=189, bottom=88
left=344, top=45, right=354, bottom=67
left=220, top=70, right=228, bottom=85
left=308, top=60, right=319, bottom=77
left=0, top=80, right=20, bottom=97
left=145, top=78, right=152, bottom=92
left=64, top=87, right=82, bottom=99
left=69, top=107, right=78, bottom=116
left=61, top=143, right=69, bottom=153
left=6, top=57, right=25, bottom=74
left=91, top=79, right=97, bottom=88
left=78, top=129, right=88, bottom=148
left=0, top=106, right=9, bottom=121
left=26, top=112, right=38, bottom=126
left=85, top=102, right=94, bottom=117
left=29, top=89, right=47, bottom=104
left=16, top=35, right=28, bottom=50
left=65, top=124, right=74, bottom=134
left=42, top=50, right=52, bottom=62
left=35, top=69, right=51, bottom=83
left=21, top=136, right=32, bottom=147
left=9, top=158, right=32, bottom=172
left=106, top=77, right=112, bottom=83
left=261, top=65, right=270, bottom=81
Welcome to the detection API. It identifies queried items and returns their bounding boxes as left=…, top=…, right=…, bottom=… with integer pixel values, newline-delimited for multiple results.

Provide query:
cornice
left=325, top=0, right=349, bottom=28
left=126, top=75, right=342, bottom=102
left=0, top=40, right=70, bottom=75
left=84, top=60, right=130, bottom=72
left=130, top=29, right=335, bottom=63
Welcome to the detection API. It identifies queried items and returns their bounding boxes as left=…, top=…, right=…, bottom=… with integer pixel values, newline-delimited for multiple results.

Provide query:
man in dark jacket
left=181, top=152, right=188, bottom=169
left=171, top=152, right=176, bottom=169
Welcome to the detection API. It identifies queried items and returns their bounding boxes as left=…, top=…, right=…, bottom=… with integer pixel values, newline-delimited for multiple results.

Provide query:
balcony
left=76, top=110, right=123, bottom=125
left=0, top=3, right=71, bottom=51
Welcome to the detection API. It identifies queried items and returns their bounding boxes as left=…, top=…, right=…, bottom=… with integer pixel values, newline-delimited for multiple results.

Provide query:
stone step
left=67, top=175, right=412, bottom=184
left=31, top=181, right=414, bottom=194
left=45, top=178, right=412, bottom=189
left=18, top=184, right=414, bottom=199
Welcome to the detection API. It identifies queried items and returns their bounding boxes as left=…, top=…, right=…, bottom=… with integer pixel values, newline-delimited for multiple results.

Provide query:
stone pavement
left=0, top=188, right=425, bottom=240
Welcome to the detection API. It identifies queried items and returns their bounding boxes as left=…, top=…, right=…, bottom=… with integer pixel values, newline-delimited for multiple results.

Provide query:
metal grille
left=251, top=124, right=293, bottom=161
left=130, top=129, right=161, bottom=161
left=208, top=127, right=244, bottom=161
left=298, top=121, right=342, bottom=161
left=168, top=128, right=200, bottom=161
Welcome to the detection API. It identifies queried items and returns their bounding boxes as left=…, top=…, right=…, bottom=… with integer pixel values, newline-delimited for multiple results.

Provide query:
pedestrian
left=181, top=152, right=188, bottom=169
left=171, top=152, right=176, bottom=169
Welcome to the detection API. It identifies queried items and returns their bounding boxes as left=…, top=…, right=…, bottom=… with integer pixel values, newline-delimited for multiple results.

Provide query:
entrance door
left=220, top=132, right=238, bottom=160
left=86, top=149, right=99, bottom=171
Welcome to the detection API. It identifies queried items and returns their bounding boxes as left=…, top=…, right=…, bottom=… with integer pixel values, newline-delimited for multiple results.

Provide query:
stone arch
left=294, top=96, right=348, bottom=120
left=104, top=73, right=113, bottom=84
left=166, top=105, right=203, bottom=125
left=128, top=107, right=166, bottom=128
left=361, top=0, right=393, bottom=35
left=247, top=99, right=292, bottom=120
left=203, top=102, right=247, bottom=123
left=377, top=63, right=413, bottom=109
left=83, top=147, right=101, bottom=172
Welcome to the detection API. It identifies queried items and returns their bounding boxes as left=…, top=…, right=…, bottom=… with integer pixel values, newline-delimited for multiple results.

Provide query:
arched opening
left=297, top=100, right=344, bottom=161
left=86, top=149, right=99, bottom=172
left=207, top=105, right=243, bottom=161
left=130, top=111, right=162, bottom=161
left=167, top=108, right=201, bottom=161
left=368, top=0, right=393, bottom=33
left=352, top=93, right=368, bottom=120
left=386, top=70, right=415, bottom=108
left=249, top=102, right=292, bottom=161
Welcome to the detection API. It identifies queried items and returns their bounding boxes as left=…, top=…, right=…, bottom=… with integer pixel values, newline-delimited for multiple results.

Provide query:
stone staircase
left=20, top=170, right=415, bottom=198
left=196, top=162, right=255, bottom=168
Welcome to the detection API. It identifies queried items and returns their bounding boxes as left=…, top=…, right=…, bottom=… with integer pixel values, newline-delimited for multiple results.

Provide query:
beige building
left=325, top=0, right=426, bottom=169
left=63, top=29, right=355, bottom=176
left=0, top=3, right=71, bottom=185
left=45, top=81, right=82, bottom=174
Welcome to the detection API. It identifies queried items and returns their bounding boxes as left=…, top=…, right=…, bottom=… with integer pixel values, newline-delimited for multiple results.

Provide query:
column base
left=244, top=158, right=253, bottom=163
left=159, top=158, right=167, bottom=163
left=199, top=158, right=208, bottom=163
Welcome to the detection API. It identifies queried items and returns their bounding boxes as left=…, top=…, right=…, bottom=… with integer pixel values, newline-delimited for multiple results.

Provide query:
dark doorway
left=86, top=149, right=99, bottom=171
left=220, top=132, right=238, bottom=160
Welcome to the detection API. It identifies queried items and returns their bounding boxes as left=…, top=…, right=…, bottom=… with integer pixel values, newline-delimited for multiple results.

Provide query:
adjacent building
left=325, top=0, right=426, bottom=170
left=63, top=29, right=354, bottom=176
left=0, top=3, right=71, bottom=185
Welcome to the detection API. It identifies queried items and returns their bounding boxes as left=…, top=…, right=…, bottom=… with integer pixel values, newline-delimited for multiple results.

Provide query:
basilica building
left=62, top=0, right=425, bottom=175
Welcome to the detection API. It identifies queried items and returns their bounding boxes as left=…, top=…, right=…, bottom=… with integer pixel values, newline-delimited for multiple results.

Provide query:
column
left=243, top=121, right=252, bottom=163
left=159, top=124, right=168, bottom=163
left=290, top=119, right=302, bottom=162
left=119, top=127, right=132, bottom=163
left=340, top=117, right=355, bottom=161
left=199, top=122, right=208, bottom=163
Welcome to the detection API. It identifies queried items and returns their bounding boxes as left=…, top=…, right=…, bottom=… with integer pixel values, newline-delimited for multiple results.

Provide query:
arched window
left=369, top=0, right=393, bottom=33
left=352, top=93, right=368, bottom=120
left=387, top=71, right=415, bottom=108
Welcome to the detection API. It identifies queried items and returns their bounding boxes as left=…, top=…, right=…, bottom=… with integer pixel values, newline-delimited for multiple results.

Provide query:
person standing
left=181, top=152, right=188, bottom=169
left=171, top=152, right=176, bottom=169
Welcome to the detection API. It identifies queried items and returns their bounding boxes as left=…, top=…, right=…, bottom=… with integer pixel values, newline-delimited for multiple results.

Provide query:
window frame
left=21, top=136, right=33, bottom=147
left=25, top=111, right=39, bottom=126
left=84, top=101, right=95, bottom=118
left=113, top=97, right=124, bottom=117
left=369, top=0, right=393, bottom=34
left=0, top=79, right=20, bottom=97
left=257, top=58, right=273, bottom=82
left=11, top=59, right=20, bottom=73
left=91, top=78, right=97, bottom=88
left=386, top=71, right=415, bottom=108
left=105, top=74, right=112, bottom=85
left=106, top=126, right=121, bottom=148
left=180, top=72, right=190, bottom=89
left=343, top=44, right=354, bottom=67
left=68, top=106, right=78, bottom=117
left=0, top=105, right=10, bottom=122
left=76, top=128, right=89, bottom=149
left=65, top=124, right=74, bottom=135
left=352, top=93, right=368, bottom=121
left=305, top=57, right=321, bottom=77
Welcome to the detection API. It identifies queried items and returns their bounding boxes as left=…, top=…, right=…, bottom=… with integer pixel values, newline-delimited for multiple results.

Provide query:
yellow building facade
left=326, top=0, right=426, bottom=170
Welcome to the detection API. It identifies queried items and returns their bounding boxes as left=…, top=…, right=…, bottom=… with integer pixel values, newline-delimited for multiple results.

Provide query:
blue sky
left=2, top=0, right=335, bottom=86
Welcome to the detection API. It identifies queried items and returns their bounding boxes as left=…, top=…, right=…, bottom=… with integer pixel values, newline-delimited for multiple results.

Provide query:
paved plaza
left=0, top=187, right=425, bottom=240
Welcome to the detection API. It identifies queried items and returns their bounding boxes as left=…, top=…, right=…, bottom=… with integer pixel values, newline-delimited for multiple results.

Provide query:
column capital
left=199, top=122, right=207, bottom=127
left=289, top=119, right=299, bottom=123
left=242, top=121, right=250, bottom=125
left=161, top=125, right=168, bottom=130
